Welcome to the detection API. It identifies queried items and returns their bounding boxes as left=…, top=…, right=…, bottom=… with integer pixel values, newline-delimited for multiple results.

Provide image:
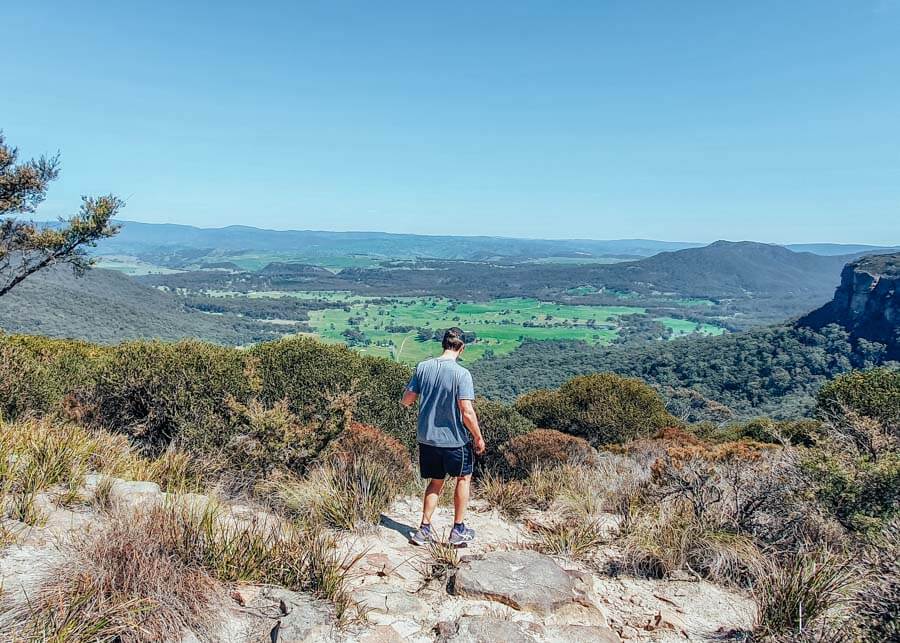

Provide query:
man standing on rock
left=401, top=327, right=486, bottom=546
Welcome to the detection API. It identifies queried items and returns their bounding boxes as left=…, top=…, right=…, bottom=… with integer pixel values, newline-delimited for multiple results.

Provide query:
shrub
left=85, top=340, right=253, bottom=453
left=0, top=334, right=101, bottom=419
left=200, top=396, right=348, bottom=482
left=501, top=429, right=596, bottom=475
left=325, top=422, right=413, bottom=479
left=695, top=418, right=825, bottom=447
left=817, top=368, right=900, bottom=431
left=752, top=550, right=858, bottom=640
left=250, top=336, right=417, bottom=450
left=515, top=373, right=676, bottom=446
left=802, top=448, right=900, bottom=533
left=470, top=396, right=535, bottom=473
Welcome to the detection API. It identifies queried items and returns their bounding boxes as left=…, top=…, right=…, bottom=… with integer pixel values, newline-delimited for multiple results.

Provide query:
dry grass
left=752, top=549, right=859, bottom=640
left=3, top=506, right=220, bottom=642
left=477, top=471, right=529, bottom=519
left=0, top=417, right=206, bottom=527
left=530, top=518, right=606, bottom=561
left=3, top=497, right=360, bottom=639
left=418, top=538, right=461, bottom=586
left=262, top=455, right=401, bottom=531
left=618, top=505, right=765, bottom=587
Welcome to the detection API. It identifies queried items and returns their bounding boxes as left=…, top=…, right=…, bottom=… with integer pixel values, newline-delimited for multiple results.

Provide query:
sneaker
left=409, top=524, right=436, bottom=546
left=448, top=523, right=475, bottom=546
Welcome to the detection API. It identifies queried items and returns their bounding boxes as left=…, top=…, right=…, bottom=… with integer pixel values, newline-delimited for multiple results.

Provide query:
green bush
left=515, top=373, right=675, bottom=446
left=817, top=368, right=900, bottom=430
left=0, top=334, right=101, bottom=419
left=803, top=449, right=900, bottom=532
left=85, top=340, right=254, bottom=453
left=693, top=417, right=824, bottom=447
left=250, top=337, right=417, bottom=450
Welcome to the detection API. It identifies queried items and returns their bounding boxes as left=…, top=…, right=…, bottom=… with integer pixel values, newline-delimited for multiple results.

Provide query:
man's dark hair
left=442, top=327, right=466, bottom=351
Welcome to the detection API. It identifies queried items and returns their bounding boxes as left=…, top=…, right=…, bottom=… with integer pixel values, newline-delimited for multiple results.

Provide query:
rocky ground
left=0, top=478, right=754, bottom=642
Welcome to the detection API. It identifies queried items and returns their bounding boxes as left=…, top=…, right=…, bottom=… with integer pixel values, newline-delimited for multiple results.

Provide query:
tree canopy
left=0, top=131, right=121, bottom=297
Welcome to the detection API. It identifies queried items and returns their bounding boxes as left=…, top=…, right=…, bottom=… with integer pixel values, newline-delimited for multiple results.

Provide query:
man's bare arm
left=401, top=390, right=418, bottom=407
left=458, top=399, right=486, bottom=454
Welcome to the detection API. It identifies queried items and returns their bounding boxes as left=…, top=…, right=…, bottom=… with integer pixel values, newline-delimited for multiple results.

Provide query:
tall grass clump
left=854, top=517, right=900, bottom=642
left=530, top=518, right=606, bottom=561
left=752, top=550, right=859, bottom=641
left=476, top=471, right=529, bottom=519
left=2, top=507, right=219, bottom=643
left=619, top=505, right=765, bottom=587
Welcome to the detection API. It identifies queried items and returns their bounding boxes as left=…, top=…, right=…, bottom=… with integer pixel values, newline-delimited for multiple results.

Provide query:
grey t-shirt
left=407, top=357, right=475, bottom=447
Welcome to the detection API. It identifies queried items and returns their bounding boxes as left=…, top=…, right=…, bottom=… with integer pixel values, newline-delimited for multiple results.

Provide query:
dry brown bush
left=501, top=429, right=596, bottom=475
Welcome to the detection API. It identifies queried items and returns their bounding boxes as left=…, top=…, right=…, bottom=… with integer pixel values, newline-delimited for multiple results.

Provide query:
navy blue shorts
left=418, top=442, right=474, bottom=479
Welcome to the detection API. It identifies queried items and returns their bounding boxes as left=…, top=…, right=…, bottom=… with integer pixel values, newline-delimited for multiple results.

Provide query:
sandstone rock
left=357, top=624, right=406, bottom=643
left=644, top=608, right=689, bottom=638
left=444, top=617, right=621, bottom=643
left=251, top=586, right=335, bottom=642
left=451, top=550, right=576, bottom=613
left=352, top=582, right=431, bottom=622
left=446, top=617, right=544, bottom=643
left=108, top=480, right=162, bottom=507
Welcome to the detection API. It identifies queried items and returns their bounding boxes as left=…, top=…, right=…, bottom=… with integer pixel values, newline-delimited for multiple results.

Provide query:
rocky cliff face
left=799, top=253, right=900, bottom=359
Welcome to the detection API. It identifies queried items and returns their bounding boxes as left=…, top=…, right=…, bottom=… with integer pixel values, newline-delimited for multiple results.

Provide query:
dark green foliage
left=470, top=397, right=535, bottom=472
left=475, top=324, right=873, bottom=419
left=802, top=449, right=900, bottom=532
left=85, top=340, right=253, bottom=453
left=250, top=336, right=417, bottom=450
left=515, top=373, right=675, bottom=446
left=0, top=334, right=100, bottom=419
left=817, top=368, right=900, bottom=430
left=800, top=376, right=900, bottom=532
left=693, top=417, right=825, bottom=447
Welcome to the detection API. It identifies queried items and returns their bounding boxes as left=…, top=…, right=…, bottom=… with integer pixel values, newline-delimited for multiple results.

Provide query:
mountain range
left=83, top=220, right=898, bottom=265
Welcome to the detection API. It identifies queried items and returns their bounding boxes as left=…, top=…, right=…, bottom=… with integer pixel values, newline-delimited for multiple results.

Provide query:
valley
left=216, top=292, right=724, bottom=363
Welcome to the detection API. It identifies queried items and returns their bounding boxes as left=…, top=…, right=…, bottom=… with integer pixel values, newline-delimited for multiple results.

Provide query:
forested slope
left=0, top=265, right=282, bottom=345
left=472, top=324, right=892, bottom=418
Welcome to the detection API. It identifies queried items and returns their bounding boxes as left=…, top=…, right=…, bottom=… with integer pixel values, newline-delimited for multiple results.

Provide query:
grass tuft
left=752, top=549, right=859, bottom=640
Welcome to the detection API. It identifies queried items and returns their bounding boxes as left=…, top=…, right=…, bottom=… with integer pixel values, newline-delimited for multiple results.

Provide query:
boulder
left=451, top=550, right=576, bottom=613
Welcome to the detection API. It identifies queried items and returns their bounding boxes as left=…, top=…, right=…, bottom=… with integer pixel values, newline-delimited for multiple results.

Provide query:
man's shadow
left=379, top=515, right=417, bottom=540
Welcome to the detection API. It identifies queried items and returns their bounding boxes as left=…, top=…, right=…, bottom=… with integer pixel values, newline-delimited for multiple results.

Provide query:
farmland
left=238, top=292, right=727, bottom=364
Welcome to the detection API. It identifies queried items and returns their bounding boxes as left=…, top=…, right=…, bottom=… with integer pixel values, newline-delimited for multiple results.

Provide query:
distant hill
left=85, top=220, right=701, bottom=264
left=800, top=252, right=900, bottom=359
left=0, top=266, right=283, bottom=345
left=596, top=241, right=855, bottom=299
left=786, top=243, right=900, bottom=256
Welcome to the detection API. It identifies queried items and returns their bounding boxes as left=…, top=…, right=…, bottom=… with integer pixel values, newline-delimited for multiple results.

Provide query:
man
left=401, top=327, right=486, bottom=546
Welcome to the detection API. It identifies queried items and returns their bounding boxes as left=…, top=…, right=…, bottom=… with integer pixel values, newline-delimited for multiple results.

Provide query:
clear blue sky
left=3, top=1, right=898, bottom=243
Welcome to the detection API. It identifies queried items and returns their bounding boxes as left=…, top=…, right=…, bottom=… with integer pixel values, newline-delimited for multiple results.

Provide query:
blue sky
left=3, top=1, right=898, bottom=243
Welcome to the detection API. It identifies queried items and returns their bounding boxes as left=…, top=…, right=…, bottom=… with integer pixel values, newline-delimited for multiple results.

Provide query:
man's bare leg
left=421, top=478, right=445, bottom=526
left=453, top=474, right=471, bottom=525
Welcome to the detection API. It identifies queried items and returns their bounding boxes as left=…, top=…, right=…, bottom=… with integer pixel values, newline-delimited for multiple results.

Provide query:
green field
left=245, top=293, right=724, bottom=364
